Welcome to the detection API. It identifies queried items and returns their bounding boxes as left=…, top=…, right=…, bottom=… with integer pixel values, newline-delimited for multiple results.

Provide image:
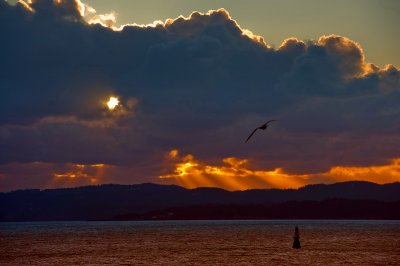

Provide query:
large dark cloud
left=0, top=0, right=399, bottom=190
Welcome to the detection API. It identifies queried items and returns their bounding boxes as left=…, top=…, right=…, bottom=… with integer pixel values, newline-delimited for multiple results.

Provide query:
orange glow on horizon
left=53, top=163, right=109, bottom=186
left=160, top=151, right=309, bottom=190
left=160, top=150, right=400, bottom=191
left=327, top=158, right=400, bottom=184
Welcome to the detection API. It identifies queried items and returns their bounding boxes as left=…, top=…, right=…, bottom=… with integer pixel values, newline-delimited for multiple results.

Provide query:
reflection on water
left=1, top=220, right=399, bottom=265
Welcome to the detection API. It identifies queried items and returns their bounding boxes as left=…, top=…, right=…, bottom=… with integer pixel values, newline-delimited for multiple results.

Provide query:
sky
left=79, top=0, right=400, bottom=67
left=0, top=0, right=400, bottom=191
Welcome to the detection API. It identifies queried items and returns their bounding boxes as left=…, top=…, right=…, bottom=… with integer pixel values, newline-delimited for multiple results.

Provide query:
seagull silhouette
left=245, top=120, right=276, bottom=142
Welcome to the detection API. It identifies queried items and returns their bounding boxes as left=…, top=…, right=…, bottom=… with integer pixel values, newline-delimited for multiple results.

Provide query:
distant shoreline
left=2, top=181, right=399, bottom=222
left=110, top=201, right=400, bottom=221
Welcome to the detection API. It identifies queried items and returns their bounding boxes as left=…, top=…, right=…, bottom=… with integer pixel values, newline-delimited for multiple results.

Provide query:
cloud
left=0, top=162, right=106, bottom=191
left=0, top=0, right=399, bottom=190
left=52, top=163, right=109, bottom=185
left=160, top=150, right=400, bottom=191
left=318, top=35, right=368, bottom=79
left=159, top=150, right=309, bottom=190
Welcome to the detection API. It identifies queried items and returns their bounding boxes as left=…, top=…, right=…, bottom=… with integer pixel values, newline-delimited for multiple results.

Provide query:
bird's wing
left=245, top=128, right=259, bottom=142
left=265, top=119, right=277, bottom=125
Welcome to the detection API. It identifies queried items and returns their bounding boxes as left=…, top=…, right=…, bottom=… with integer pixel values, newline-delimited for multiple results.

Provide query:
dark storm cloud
left=0, top=0, right=399, bottom=190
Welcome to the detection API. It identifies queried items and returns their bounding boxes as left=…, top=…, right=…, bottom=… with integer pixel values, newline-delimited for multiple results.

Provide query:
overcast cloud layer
left=1, top=0, right=399, bottom=191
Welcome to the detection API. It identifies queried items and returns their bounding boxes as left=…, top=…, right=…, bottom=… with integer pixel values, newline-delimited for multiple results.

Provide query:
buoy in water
left=292, top=226, right=301, bottom=249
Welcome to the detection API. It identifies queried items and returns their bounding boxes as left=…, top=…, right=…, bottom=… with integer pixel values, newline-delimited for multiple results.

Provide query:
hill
left=1, top=181, right=399, bottom=221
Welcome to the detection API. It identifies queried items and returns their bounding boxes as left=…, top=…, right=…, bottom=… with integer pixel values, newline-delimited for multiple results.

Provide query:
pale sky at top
left=79, top=0, right=400, bottom=67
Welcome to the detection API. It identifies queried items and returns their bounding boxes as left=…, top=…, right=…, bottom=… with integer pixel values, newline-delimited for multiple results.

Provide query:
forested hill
left=1, top=181, right=399, bottom=221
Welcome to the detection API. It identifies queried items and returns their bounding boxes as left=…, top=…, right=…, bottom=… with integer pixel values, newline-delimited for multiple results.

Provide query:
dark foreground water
left=1, top=220, right=399, bottom=265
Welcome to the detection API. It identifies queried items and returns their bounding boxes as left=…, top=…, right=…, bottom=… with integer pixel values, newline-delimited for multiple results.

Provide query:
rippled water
left=1, top=220, right=399, bottom=265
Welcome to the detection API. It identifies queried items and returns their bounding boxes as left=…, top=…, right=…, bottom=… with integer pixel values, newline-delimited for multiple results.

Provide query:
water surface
left=1, top=220, right=399, bottom=265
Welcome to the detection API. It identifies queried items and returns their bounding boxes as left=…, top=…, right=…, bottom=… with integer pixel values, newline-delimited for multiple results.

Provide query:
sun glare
left=107, top=96, right=119, bottom=110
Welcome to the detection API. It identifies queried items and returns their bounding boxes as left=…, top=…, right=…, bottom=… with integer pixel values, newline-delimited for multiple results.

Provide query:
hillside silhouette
left=1, top=181, right=399, bottom=221
left=113, top=200, right=400, bottom=220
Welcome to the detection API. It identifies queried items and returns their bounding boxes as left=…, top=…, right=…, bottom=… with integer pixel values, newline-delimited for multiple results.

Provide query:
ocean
left=1, top=220, right=399, bottom=265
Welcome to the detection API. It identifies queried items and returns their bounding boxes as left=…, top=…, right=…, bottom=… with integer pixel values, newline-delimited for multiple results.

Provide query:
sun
left=107, top=96, right=119, bottom=110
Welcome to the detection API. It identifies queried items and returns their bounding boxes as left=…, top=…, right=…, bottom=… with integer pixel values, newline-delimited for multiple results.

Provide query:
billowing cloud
left=0, top=0, right=399, bottom=191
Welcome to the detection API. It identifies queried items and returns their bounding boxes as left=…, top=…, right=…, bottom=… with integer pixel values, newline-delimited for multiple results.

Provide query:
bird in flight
left=245, top=120, right=276, bottom=142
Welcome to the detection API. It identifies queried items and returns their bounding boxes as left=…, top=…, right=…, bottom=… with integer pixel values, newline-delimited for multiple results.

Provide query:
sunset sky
left=1, top=0, right=400, bottom=191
